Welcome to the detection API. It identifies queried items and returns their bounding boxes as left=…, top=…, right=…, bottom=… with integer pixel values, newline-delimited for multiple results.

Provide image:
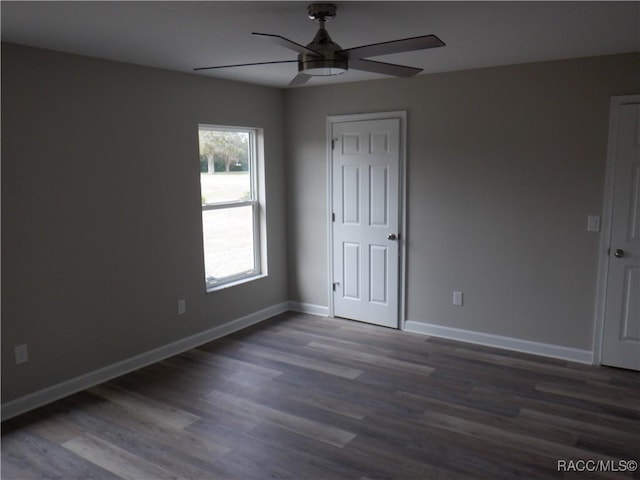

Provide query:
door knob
left=614, top=249, right=625, bottom=258
left=387, top=233, right=398, bottom=240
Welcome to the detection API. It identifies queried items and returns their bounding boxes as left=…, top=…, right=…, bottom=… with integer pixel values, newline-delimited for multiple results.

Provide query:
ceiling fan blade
left=289, top=73, right=311, bottom=87
left=338, top=34, right=445, bottom=60
left=193, top=60, right=297, bottom=71
left=348, top=58, right=423, bottom=78
left=252, top=32, right=323, bottom=56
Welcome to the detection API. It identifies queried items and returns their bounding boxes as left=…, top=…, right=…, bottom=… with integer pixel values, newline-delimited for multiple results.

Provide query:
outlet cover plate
left=177, top=299, right=186, bottom=315
left=15, top=344, right=28, bottom=364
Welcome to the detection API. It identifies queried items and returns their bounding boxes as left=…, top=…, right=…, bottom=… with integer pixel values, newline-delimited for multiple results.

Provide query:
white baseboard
left=287, top=301, right=329, bottom=317
left=1, top=302, right=289, bottom=421
left=404, top=320, right=593, bottom=365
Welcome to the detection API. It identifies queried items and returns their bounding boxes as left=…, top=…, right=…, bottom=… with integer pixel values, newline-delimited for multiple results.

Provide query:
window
left=198, top=125, right=265, bottom=290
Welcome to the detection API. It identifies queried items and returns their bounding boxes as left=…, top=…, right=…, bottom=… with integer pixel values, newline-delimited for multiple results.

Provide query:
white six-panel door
left=331, top=117, right=401, bottom=328
left=601, top=100, right=640, bottom=371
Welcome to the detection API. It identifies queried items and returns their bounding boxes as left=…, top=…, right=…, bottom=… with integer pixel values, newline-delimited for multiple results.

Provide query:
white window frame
left=198, top=124, right=267, bottom=291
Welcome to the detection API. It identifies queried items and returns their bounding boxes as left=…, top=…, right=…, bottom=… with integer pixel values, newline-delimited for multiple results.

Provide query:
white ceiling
left=1, top=1, right=638, bottom=88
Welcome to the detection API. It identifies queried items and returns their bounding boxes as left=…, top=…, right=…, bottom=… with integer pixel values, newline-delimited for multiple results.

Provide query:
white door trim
left=327, top=111, right=407, bottom=327
left=592, top=94, right=640, bottom=365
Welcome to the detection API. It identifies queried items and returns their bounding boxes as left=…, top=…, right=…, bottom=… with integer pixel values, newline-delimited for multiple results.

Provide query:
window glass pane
left=200, top=172, right=251, bottom=205
left=202, top=206, right=255, bottom=282
left=199, top=130, right=252, bottom=204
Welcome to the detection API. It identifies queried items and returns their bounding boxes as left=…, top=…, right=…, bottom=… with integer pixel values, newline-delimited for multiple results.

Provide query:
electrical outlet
left=587, top=215, right=600, bottom=232
left=453, top=291, right=463, bottom=306
left=14, top=344, right=29, bottom=365
left=177, top=299, right=186, bottom=315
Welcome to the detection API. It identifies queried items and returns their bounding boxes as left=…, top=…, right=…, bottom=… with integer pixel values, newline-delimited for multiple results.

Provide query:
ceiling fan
left=194, top=3, right=445, bottom=86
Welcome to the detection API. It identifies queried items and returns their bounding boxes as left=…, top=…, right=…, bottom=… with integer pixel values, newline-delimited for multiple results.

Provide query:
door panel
left=342, top=165, right=360, bottom=224
left=369, top=245, right=388, bottom=304
left=343, top=243, right=361, bottom=299
left=602, top=102, right=640, bottom=370
left=370, top=166, right=388, bottom=226
left=621, top=267, right=639, bottom=340
left=332, top=118, right=400, bottom=328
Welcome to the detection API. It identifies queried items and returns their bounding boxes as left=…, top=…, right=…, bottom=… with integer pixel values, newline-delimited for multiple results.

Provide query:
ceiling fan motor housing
left=301, top=3, right=347, bottom=75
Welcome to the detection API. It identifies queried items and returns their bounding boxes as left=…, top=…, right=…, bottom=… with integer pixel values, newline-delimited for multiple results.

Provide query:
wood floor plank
left=201, top=388, right=357, bottom=448
left=343, top=417, right=539, bottom=480
left=1, top=429, right=121, bottom=480
left=54, top=400, right=223, bottom=480
left=305, top=340, right=436, bottom=376
left=249, top=419, right=465, bottom=480
left=193, top=361, right=370, bottom=422
left=59, top=391, right=233, bottom=463
left=218, top=424, right=358, bottom=480
left=518, top=407, right=640, bottom=445
left=419, top=409, right=615, bottom=463
left=181, top=347, right=283, bottom=379
left=88, top=383, right=201, bottom=429
left=449, top=346, right=611, bottom=382
left=63, top=434, right=178, bottom=480
left=19, top=408, right=85, bottom=445
left=395, top=390, right=579, bottom=445
left=535, top=381, right=640, bottom=411
left=233, top=340, right=364, bottom=379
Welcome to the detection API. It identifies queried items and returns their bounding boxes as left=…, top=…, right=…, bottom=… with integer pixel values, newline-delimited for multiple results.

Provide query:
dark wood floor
left=2, top=312, right=639, bottom=479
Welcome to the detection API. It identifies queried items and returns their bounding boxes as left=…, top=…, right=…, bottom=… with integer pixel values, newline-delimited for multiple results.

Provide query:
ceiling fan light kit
left=299, top=56, right=348, bottom=76
left=195, top=3, right=445, bottom=86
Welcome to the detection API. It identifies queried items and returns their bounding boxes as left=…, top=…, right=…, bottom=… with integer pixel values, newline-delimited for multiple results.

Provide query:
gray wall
left=285, top=53, right=639, bottom=350
left=3, top=43, right=638, bottom=404
left=1, top=43, right=288, bottom=402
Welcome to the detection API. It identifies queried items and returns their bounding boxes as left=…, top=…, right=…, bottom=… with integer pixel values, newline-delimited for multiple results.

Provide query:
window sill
left=205, top=273, right=267, bottom=293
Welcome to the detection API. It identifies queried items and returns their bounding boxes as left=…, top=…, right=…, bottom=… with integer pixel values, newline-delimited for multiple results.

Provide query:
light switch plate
left=453, top=291, right=463, bottom=306
left=587, top=215, right=600, bottom=232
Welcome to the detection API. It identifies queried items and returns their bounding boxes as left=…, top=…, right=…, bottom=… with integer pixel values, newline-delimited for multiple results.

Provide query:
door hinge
left=332, top=212, right=335, bottom=222
left=332, top=282, right=339, bottom=291
left=332, top=138, right=338, bottom=150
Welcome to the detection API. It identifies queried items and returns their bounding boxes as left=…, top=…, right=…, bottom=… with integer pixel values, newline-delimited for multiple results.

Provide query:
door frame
left=592, top=94, right=640, bottom=365
left=326, top=111, right=407, bottom=328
